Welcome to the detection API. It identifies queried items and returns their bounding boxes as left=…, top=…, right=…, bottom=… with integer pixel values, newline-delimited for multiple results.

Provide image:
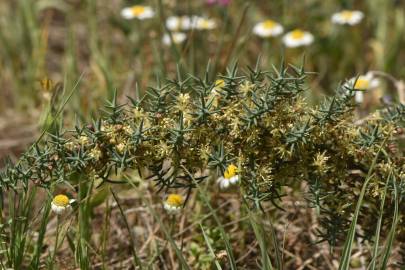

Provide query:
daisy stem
left=49, top=216, right=60, bottom=269
left=110, top=188, right=143, bottom=269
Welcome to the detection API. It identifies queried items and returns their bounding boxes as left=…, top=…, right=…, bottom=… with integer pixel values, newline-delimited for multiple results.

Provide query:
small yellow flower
left=166, top=16, right=193, bottom=31
left=217, top=164, right=239, bottom=189
left=121, top=5, right=155, bottom=20
left=263, top=20, right=276, bottom=29
left=313, top=152, right=330, bottom=174
left=215, top=79, right=225, bottom=88
left=253, top=19, right=284, bottom=38
left=133, top=107, right=145, bottom=120
left=196, top=17, right=217, bottom=30
left=212, top=79, right=225, bottom=95
left=177, top=93, right=191, bottom=104
left=174, top=93, right=192, bottom=112
left=79, top=135, right=90, bottom=145
left=210, top=80, right=226, bottom=107
left=346, top=72, right=380, bottom=103
left=116, top=143, right=126, bottom=154
left=332, top=10, right=364, bottom=25
left=166, top=15, right=215, bottom=31
left=39, top=78, right=54, bottom=101
left=89, top=146, right=102, bottom=161
left=290, top=30, right=305, bottom=40
left=167, top=16, right=184, bottom=31
left=354, top=78, right=370, bottom=90
left=239, top=80, right=254, bottom=95
left=164, top=194, right=184, bottom=214
left=224, top=164, right=237, bottom=179
left=348, top=73, right=379, bottom=91
left=123, top=125, right=134, bottom=135
left=51, top=194, right=74, bottom=215
left=282, top=29, right=314, bottom=48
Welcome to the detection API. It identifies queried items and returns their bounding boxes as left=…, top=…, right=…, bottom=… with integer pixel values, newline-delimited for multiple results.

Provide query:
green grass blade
left=29, top=196, right=51, bottom=269
left=338, top=176, right=372, bottom=270
left=369, top=171, right=391, bottom=270
left=379, top=174, right=399, bottom=269
left=110, top=188, right=143, bottom=269
left=339, top=139, right=388, bottom=270
left=148, top=206, right=191, bottom=270
left=200, top=224, right=223, bottom=270
left=246, top=209, right=273, bottom=270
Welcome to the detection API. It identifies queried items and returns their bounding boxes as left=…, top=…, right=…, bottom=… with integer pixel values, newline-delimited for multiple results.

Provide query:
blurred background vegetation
left=0, top=0, right=404, bottom=135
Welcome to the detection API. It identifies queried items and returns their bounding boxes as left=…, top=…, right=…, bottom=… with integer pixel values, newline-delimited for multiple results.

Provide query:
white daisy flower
left=209, top=79, right=225, bottom=107
left=253, top=19, right=284, bottom=38
left=166, top=16, right=193, bottom=31
left=282, top=29, right=314, bottom=48
left=217, top=164, right=239, bottom=189
left=51, top=194, right=75, bottom=215
left=195, top=17, right=217, bottom=30
left=121, top=5, right=155, bottom=20
left=345, top=72, right=380, bottom=103
left=331, top=10, right=364, bottom=26
left=212, top=79, right=225, bottom=94
left=162, top=32, right=187, bottom=45
left=163, top=194, right=184, bottom=214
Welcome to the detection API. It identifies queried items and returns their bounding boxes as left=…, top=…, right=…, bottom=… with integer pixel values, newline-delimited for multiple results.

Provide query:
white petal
left=282, top=35, right=300, bottom=48
left=121, top=8, right=135, bottom=19
left=370, top=78, right=380, bottom=89
left=166, top=205, right=181, bottom=214
left=331, top=13, right=342, bottom=24
left=138, top=9, right=155, bottom=20
left=51, top=203, right=67, bottom=215
left=347, top=11, right=364, bottom=25
left=189, top=16, right=200, bottom=29
left=282, top=32, right=314, bottom=48
left=166, top=16, right=181, bottom=31
left=163, top=203, right=170, bottom=210
left=331, top=11, right=364, bottom=25
left=222, top=180, right=230, bottom=189
left=355, top=91, right=364, bottom=103
left=121, top=7, right=154, bottom=20
left=283, top=32, right=314, bottom=48
left=230, top=175, right=239, bottom=184
left=253, top=23, right=283, bottom=38
left=302, top=34, right=314, bottom=45
left=195, top=17, right=216, bottom=30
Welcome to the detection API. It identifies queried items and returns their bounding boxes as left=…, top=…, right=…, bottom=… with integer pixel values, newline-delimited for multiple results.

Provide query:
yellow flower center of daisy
left=354, top=78, right=370, bottom=90
left=200, top=20, right=211, bottom=28
left=224, top=164, right=238, bottom=179
left=215, top=79, right=225, bottom=88
left=341, top=10, right=354, bottom=20
left=290, top=29, right=305, bottom=40
left=53, top=194, right=69, bottom=207
left=131, top=6, right=146, bottom=16
left=166, top=194, right=183, bottom=207
left=263, top=20, right=277, bottom=29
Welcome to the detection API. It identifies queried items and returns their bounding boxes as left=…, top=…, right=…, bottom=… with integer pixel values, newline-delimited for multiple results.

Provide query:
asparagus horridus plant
left=1, top=64, right=404, bottom=248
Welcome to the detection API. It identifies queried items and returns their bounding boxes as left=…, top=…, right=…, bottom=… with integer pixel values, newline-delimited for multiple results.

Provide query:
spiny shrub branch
left=1, top=64, right=404, bottom=246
